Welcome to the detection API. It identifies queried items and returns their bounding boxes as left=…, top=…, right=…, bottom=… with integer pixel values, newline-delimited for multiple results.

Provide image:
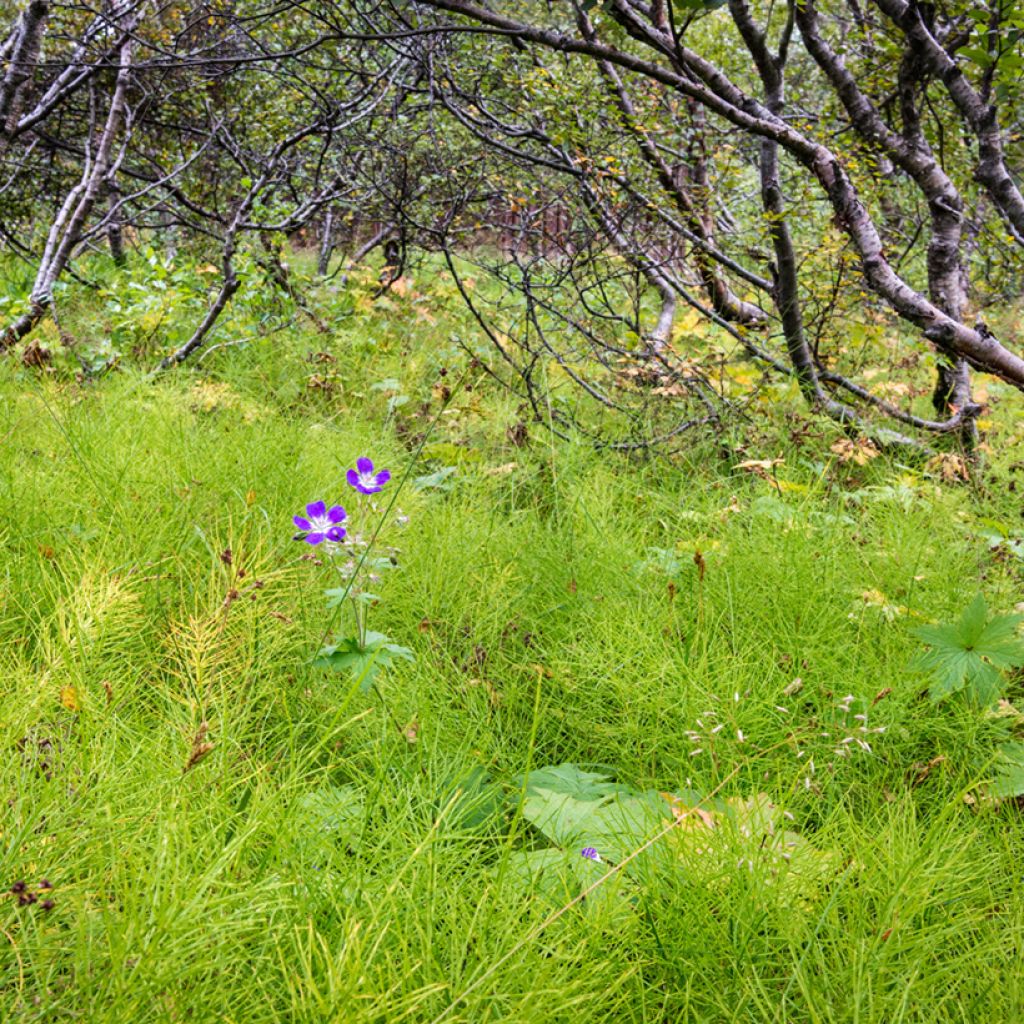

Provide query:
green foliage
left=978, top=518, right=1024, bottom=562
left=509, top=764, right=837, bottom=919
left=4, top=253, right=1024, bottom=1021
left=912, top=594, right=1024, bottom=705
left=412, top=466, right=458, bottom=491
left=314, top=631, right=415, bottom=691
left=990, top=741, right=1024, bottom=800
left=281, top=784, right=366, bottom=865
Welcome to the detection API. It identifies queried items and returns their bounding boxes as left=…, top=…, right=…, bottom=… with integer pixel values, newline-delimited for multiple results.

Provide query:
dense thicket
left=2, top=0, right=1024, bottom=449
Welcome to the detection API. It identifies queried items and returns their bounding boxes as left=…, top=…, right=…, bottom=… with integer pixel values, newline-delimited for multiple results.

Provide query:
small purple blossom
left=347, top=457, right=391, bottom=495
left=293, top=500, right=347, bottom=545
left=580, top=847, right=601, bottom=863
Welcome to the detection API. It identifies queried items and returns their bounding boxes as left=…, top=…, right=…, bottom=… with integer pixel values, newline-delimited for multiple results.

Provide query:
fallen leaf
left=736, top=458, right=784, bottom=479
left=911, top=754, right=946, bottom=787
left=831, top=437, right=880, bottom=465
left=926, top=452, right=969, bottom=484
left=662, top=792, right=716, bottom=830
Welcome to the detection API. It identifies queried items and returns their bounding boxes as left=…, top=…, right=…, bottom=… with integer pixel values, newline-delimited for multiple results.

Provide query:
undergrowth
left=2, top=252, right=1024, bottom=1022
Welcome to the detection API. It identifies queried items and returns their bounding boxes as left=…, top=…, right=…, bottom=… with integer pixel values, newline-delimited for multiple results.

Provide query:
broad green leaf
left=314, top=632, right=414, bottom=690
left=990, top=741, right=1024, bottom=799
left=437, top=766, right=505, bottom=830
left=282, top=785, right=365, bottom=864
left=911, top=594, right=1024, bottom=705
left=521, top=763, right=628, bottom=800
left=522, top=788, right=607, bottom=847
left=413, top=466, right=458, bottom=491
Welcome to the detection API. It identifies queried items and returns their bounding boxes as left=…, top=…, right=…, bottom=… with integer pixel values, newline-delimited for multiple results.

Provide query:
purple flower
left=347, top=457, right=391, bottom=495
left=580, top=847, right=601, bottom=863
left=293, top=500, right=346, bottom=545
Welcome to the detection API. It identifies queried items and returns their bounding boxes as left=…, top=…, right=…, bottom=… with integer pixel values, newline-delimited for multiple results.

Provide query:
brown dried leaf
left=830, top=437, right=880, bottom=465
left=184, top=722, right=214, bottom=773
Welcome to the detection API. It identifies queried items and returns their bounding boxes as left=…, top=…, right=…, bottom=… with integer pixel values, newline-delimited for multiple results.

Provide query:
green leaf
left=521, top=763, right=628, bottom=800
left=911, top=594, right=1024, bottom=705
left=519, top=772, right=667, bottom=857
left=413, top=466, right=458, bottom=491
left=314, top=632, right=414, bottom=691
left=958, top=45, right=993, bottom=68
left=437, top=766, right=505, bottom=830
left=635, top=547, right=684, bottom=576
left=282, top=785, right=365, bottom=864
left=521, top=788, right=607, bottom=847
left=990, top=741, right=1024, bottom=799
left=511, top=771, right=837, bottom=913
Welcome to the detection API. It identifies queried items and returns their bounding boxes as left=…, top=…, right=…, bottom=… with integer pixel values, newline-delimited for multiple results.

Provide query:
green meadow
left=3, top=255, right=1024, bottom=1022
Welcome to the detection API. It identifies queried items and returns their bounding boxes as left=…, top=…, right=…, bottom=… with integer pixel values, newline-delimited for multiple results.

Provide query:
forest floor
left=2, top=252, right=1024, bottom=1022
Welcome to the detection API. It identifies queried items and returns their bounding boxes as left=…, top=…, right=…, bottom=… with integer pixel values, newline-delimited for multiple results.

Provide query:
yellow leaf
left=775, top=479, right=808, bottom=494
left=60, top=685, right=80, bottom=712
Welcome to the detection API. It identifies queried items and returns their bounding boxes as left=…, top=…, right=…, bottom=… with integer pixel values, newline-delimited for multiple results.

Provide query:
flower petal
left=326, top=526, right=346, bottom=542
left=306, top=500, right=326, bottom=519
left=293, top=515, right=312, bottom=531
left=375, top=469, right=391, bottom=486
left=305, top=532, right=325, bottom=545
left=327, top=505, right=347, bottom=524
left=356, top=456, right=374, bottom=475
left=346, top=469, right=360, bottom=489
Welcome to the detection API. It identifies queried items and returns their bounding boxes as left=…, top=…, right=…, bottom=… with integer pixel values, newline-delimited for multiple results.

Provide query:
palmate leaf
left=518, top=764, right=667, bottom=855
left=990, top=741, right=1024, bottom=800
left=280, top=784, right=365, bottom=867
left=510, top=767, right=837, bottom=917
left=521, top=763, right=629, bottom=800
left=314, top=631, right=414, bottom=691
left=912, top=594, right=1024, bottom=705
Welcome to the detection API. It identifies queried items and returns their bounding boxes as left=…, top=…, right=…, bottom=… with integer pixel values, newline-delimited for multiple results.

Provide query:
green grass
left=2, top=255, right=1024, bottom=1022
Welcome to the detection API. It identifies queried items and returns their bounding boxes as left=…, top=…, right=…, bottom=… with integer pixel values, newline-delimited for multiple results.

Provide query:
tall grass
left=2, top=265, right=1023, bottom=1022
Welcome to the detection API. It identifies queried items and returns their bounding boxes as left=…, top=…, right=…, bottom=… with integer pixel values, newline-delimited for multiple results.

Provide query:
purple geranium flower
left=293, top=500, right=347, bottom=545
left=347, top=457, right=391, bottom=495
left=580, top=847, right=601, bottom=863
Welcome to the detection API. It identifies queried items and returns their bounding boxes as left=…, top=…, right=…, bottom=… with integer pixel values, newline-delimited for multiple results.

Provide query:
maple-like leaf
left=314, top=631, right=414, bottom=691
left=912, top=594, right=1024, bottom=705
